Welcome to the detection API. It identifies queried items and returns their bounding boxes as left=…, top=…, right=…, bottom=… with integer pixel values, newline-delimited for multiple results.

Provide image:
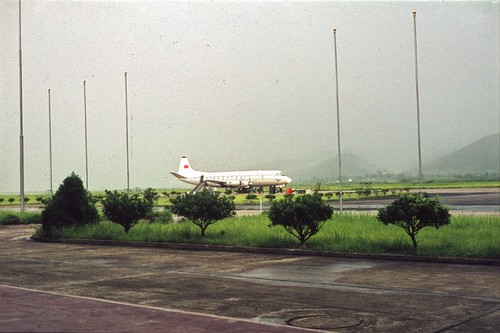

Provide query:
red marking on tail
left=184, top=165, right=189, bottom=169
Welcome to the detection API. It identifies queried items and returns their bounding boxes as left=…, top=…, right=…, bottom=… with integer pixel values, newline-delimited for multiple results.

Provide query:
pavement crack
left=432, top=305, right=500, bottom=332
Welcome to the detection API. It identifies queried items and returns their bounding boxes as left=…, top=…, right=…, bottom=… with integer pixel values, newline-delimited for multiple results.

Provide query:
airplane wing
left=205, top=179, right=231, bottom=187
left=170, top=173, right=234, bottom=187
left=204, top=179, right=246, bottom=188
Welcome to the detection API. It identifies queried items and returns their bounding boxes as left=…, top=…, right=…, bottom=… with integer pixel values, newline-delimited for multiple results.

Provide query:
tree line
left=39, top=173, right=450, bottom=248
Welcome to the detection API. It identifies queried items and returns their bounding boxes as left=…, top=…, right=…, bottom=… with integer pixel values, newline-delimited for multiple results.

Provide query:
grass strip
left=36, top=213, right=500, bottom=259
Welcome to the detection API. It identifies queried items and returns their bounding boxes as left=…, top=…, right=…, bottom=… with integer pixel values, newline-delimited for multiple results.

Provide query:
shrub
left=21, top=212, right=42, bottom=224
left=246, top=194, right=257, bottom=203
left=0, top=212, right=42, bottom=225
left=268, top=193, right=333, bottom=245
left=101, top=190, right=150, bottom=233
left=142, top=188, right=158, bottom=212
left=41, top=173, right=98, bottom=235
left=144, top=208, right=173, bottom=224
left=265, top=194, right=276, bottom=202
left=1, top=214, right=22, bottom=225
left=155, top=208, right=173, bottom=224
left=377, top=192, right=451, bottom=248
left=170, top=190, right=235, bottom=237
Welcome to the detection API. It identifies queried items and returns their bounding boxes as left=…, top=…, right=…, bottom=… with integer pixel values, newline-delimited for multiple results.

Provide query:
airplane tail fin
left=177, top=156, right=200, bottom=177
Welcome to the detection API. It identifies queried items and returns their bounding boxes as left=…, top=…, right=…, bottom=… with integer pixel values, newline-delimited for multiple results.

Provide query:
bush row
left=0, top=211, right=42, bottom=225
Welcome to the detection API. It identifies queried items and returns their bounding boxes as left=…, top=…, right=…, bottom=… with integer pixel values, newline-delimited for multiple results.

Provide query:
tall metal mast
left=125, top=72, right=130, bottom=194
left=413, top=11, right=423, bottom=192
left=83, top=80, right=89, bottom=190
left=333, top=28, right=343, bottom=213
left=48, top=88, right=53, bottom=194
left=19, top=0, right=25, bottom=212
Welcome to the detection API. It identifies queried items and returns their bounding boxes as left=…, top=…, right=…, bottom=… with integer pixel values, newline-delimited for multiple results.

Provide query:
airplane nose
left=285, top=176, right=292, bottom=183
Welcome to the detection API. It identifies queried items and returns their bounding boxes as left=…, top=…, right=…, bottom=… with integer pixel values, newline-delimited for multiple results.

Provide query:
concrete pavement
left=0, top=224, right=499, bottom=332
left=1, top=285, right=309, bottom=332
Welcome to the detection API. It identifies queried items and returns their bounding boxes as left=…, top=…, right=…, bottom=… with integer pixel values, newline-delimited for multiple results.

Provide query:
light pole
left=83, top=80, right=89, bottom=190
left=413, top=10, right=423, bottom=192
left=124, top=72, right=130, bottom=194
left=333, top=28, right=343, bottom=213
left=18, top=0, right=25, bottom=212
left=48, top=88, right=53, bottom=194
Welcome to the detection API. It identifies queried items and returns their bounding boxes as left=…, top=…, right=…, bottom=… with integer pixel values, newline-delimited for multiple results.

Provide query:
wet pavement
left=1, top=285, right=308, bottom=333
left=0, top=224, right=499, bottom=332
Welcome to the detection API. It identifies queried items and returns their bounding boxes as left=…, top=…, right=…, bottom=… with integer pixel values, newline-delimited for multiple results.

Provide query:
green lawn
left=36, top=213, right=500, bottom=259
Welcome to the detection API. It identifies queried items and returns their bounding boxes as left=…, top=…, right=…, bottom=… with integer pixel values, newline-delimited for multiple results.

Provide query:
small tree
left=268, top=194, right=333, bottom=245
left=0, top=198, right=4, bottom=205
left=41, top=172, right=98, bottom=235
left=101, top=190, right=150, bottom=233
left=8, top=198, right=15, bottom=204
left=246, top=194, right=257, bottom=203
left=265, top=194, right=276, bottom=203
left=377, top=193, right=450, bottom=248
left=142, top=188, right=158, bottom=211
left=170, top=190, right=235, bottom=237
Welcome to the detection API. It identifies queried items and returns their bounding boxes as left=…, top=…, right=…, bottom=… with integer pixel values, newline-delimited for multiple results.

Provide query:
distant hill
left=424, top=133, right=500, bottom=175
left=291, top=153, right=384, bottom=183
left=249, top=152, right=383, bottom=184
left=243, top=133, right=499, bottom=184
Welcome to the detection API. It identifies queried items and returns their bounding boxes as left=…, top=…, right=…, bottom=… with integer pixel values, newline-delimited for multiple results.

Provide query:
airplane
left=170, top=156, right=292, bottom=193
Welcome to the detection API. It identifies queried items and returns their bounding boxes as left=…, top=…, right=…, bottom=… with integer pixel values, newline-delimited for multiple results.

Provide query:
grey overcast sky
left=1, top=0, right=499, bottom=193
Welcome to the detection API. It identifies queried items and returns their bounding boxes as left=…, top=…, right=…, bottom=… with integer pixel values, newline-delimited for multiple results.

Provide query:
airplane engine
left=225, top=180, right=242, bottom=187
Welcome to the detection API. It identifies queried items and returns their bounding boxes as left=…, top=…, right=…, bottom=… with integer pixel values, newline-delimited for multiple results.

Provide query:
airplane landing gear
left=190, top=175, right=208, bottom=194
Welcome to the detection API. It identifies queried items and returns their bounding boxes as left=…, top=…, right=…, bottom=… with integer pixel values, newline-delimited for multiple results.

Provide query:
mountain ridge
left=423, top=133, right=499, bottom=175
left=246, top=133, right=499, bottom=183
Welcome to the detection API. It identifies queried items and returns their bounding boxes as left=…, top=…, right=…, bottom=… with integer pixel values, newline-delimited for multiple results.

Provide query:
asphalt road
left=237, top=188, right=500, bottom=215
left=0, top=225, right=499, bottom=332
left=335, top=188, right=500, bottom=215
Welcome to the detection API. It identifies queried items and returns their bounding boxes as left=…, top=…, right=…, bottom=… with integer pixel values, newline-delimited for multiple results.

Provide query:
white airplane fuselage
left=170, top=156, right=292, bottom=190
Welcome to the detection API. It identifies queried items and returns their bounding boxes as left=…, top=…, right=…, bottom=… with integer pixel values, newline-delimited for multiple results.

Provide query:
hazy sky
left=1, top=0, right=499, bottom=193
